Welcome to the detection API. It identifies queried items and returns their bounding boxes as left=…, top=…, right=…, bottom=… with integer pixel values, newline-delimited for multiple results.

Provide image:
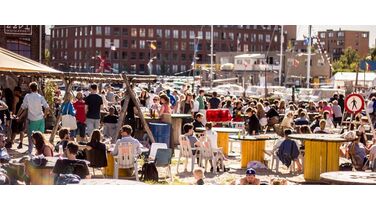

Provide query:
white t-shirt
left=205, top=130, right=218, bottom=149
left=366, top=101, right=374, bottom=114
left=192, top=100, right=200, bottom=113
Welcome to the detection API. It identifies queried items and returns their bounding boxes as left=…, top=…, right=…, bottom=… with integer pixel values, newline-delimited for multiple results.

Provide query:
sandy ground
left=6, top=132, right=307, bottom=185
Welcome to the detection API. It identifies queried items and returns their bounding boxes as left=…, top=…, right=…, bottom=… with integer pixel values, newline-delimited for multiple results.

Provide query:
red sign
left=344, top=93, right=364, bottom=114
left=4, top=25, right=32, bottom=35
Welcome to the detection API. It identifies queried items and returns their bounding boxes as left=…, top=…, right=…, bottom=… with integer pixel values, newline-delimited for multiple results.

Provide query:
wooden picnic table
left=229, top=135, right=279, bottom=168
left=79, top=178, right=146, bottom=185
left=320, top=171, right=376, bottom=185
left=196, top=127, right=241, bottom=156
left=288, top=134, right=347, bottom=181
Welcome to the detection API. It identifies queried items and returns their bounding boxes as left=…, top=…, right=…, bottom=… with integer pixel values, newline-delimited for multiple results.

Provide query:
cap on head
left=246, top=168, right=256, bottom=175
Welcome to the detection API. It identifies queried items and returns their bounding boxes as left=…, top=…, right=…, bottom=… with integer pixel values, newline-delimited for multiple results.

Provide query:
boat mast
left=279, top=25, right=284, bottom=86
left=307, top=25, right=312, bottom=88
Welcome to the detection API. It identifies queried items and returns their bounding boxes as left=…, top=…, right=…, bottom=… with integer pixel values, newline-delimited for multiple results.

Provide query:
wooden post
left=122, top=74, right=156, bottom=144
left=49, top=78, right=72, bottom=144
left=112, top=95, right=130, bottom=143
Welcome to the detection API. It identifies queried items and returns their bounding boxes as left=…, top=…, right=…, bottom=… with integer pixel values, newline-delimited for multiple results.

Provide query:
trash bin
left=149, top=122, right=171, bottom=147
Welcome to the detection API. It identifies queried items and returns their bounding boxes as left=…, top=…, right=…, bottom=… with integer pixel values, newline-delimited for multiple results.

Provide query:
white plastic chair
left=149, top=143, right=168, bottom=160
left=177, top=135, right=198, bottom=173
left=198, top=136, right=224, bottom=174
left=113, top=142, right=139, bottom=181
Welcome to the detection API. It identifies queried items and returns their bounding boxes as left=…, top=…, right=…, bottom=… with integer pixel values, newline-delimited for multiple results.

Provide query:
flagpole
left=279, top=25, right=283, bottom=86
left=307, top=25, right=312, bottom=88
left=210, top=25, right=213, bottom=89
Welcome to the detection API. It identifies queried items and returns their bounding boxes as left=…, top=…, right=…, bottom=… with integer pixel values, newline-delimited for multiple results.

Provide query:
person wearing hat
left=231, top=168, right=260, bottom=185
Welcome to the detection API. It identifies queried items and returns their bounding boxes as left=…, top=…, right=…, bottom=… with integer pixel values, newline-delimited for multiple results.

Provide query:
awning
left=0, top=47, right=61, bottom=73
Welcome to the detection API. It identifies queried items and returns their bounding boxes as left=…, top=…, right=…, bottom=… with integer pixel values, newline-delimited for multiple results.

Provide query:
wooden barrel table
left=288, top=134, right=347, bottom=181
left=229, top=135, right=279, bottom=168
left=171, top=114, right=192, bottom=149
left=320, top=171, right=376, bottom=185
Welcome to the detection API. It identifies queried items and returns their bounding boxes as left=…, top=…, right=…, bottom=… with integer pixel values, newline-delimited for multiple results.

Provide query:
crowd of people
left=1, top=80, right=376, bottom=185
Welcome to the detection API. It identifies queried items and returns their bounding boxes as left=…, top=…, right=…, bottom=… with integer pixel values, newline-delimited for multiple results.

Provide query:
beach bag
left=30, top=155, right=48, bottom=167
left=140, top=162, right=158, bottom=182
left=55, top=174, right=81, bottom=185
left=61, top=103, right=77, bottom=130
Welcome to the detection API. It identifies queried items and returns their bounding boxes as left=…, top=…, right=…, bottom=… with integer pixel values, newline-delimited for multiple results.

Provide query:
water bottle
left=58, top=145, right=63, bottom=157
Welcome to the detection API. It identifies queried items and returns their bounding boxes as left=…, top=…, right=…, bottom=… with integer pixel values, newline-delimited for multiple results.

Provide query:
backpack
left=276, top=140, right=299, bottom=168
left=140, top=162, right=158, bottom=182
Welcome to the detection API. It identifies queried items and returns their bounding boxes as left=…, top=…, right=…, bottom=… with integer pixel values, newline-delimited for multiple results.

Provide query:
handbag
left=61, top=103, right=77, bottom=130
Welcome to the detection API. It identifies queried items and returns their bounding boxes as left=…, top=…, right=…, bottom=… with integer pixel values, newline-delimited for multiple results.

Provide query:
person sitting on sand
left=193, top=168, right=205, bottom=185
left=231, top=168, right=260, bottom=185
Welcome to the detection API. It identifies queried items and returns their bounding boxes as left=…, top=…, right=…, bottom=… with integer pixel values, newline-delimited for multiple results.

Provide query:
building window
left=84, top=39, right=87, bottom=48
left=156, top=29, right=162, bottom=38
left=214, top=32, right=219, bottom=39
left=123, top=40, right=128, bottom=48
left=79, top=39, right=82, bottom=48
left=229, top=33, right=234, bottom=41
left=189, top=31, right=195, bottom=39
left=181, top=65, right=186, bottom=71
left=114, top=27, right=120, bottom=36
left=265, top=34, right=271, bottom=42
left=105, top=39, right=111, bottom=48
left=173, top=41, right=179, bottom=50
left=74, top=51, right=77, bottom=60
left=122, top=52, right=127, bottom=60
left=139, top=52, right=144, bottom=60
left=244, top=33, right=248, bottom=41
left=337, top=32, right=344, bottom=37
left=131, top=40, right=137, bottom=48
left=244, top=44, right=248, bottom=52
left=172, top=65, right=178, bottom=72
left=157, top=41, right=162, bottom=49
left=173, top=53, right=178, bottom=62
left=251, top=33, right=256, bottom=42
left=95, top=38, right=102, bottom=48
left=337, top=40, right=344, bottom=46
left=140, top=40, right=145, bottom=49
left=328, top=32, right=334, bottom=38
left=181, top=42, right=187, bottom=50
left=320, top=33, right=325, bottom=38
left=148, top=28, right=154, bottom=37
left=164, top=41, right=171, bottom=50
left=258, top=34, right=264, bottom=42
left=189, top=41, right=194, bottom=50
left=130, top=52, right=136, bottom=60
left=95, top=26, right=102, bottom=35
left=165, top=29, right=171, bottom=38
left=173, top=30, right=179, bottom=39
left=198, top=31, right=203, bottom=39
left=114, top=39, right=120, bottom=48
left=206, top=43, right=211, bottom=51
left=205, top=31, right=210, bottom=40
left=181, top=30, right=187, bottom=39
left=181, top=54, right=186, bottom=61
left=6, top=38, right=31, bottom=58
left=221, top=32, right=226, bottom=40
left=89, top=39, right=92, bottom=48
left=131, top=28, right=137, bottom=37
left=122, top=28, right=128, bottom=36
left=140, top=28, right=146, bottom=37
left=74, top=39, right=77, bottom=48
left=362, top=32, right=368, bottom=38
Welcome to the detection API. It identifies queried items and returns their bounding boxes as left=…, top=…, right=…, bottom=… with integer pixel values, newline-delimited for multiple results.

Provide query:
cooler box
left=149, top=122, right=171, bottom=147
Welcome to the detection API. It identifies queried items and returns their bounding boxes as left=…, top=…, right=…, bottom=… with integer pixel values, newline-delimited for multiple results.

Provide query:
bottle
left=58, top=145, right=63, bottom=158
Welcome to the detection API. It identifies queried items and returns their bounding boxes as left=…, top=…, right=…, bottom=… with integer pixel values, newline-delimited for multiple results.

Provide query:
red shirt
left=73, top=100, right=86, bottom=123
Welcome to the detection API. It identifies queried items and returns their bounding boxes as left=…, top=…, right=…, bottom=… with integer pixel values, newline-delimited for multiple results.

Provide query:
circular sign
left=344, top=93, right=365, bottom=114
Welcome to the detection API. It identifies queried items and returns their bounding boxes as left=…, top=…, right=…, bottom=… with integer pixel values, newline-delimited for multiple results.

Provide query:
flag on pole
left=150, top=41, right=157, bottom=50
left=365, top=61, right=370, bottom=72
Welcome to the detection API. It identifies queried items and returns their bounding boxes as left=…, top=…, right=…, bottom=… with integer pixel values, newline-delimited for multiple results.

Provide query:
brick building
left=50, top=25, right=287, bottom=75
left=0, top=25, right=45, bottom=62
left=317, top=29, right=369, bottom=61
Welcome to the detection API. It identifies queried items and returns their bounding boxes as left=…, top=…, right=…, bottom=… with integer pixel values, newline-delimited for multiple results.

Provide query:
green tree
left=332, top=47, right=360, bottom=73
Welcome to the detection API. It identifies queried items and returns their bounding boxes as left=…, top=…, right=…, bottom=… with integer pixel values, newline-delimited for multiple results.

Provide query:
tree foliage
left=333, top=47, right=360, bottom=73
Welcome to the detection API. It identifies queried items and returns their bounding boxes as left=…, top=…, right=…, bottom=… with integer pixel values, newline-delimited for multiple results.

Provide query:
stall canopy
left=0, top=47, right=61, bottom=74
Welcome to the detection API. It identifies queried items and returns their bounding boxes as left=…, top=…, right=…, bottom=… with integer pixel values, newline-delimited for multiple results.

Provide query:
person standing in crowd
left=208, top=92, right=220, bottom=109
left=165, top=89, right=176, bottom=110
left=307, top=101, right=317, bottom=113
left=138, top=89, right=149, bottom=108
left=172, top=90, right=180, bottom=113
left=105, top=86, right=116, bottom=103
left=60, top=93, right=76, bottom=140
left=84, top=84, right=103, bottom=137
left=332, top=100, right=342, bottom=128
left=192, top=93, right=200, bottom=118
left=278, top=100, right=286, bottom=114
left=73, top=92, right=86, bottom=142
left=11, top=86, right=25, bottom=149
left=0, top=94, right=10, bottom=147
left=196, top=89, right=206, bottom=125
left=18, top=82, right=50, bottom=154
left=338, top=94, right=345, bottom=113
left=102, top=106, right=118, bottom=138
left=159, top=94, right=172, bottom=122
left=232, top=100, right=243, bottom=122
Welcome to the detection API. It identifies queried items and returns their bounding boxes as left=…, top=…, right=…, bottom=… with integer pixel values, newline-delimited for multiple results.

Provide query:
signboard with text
left=4, top=25, right=32, bottom=35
